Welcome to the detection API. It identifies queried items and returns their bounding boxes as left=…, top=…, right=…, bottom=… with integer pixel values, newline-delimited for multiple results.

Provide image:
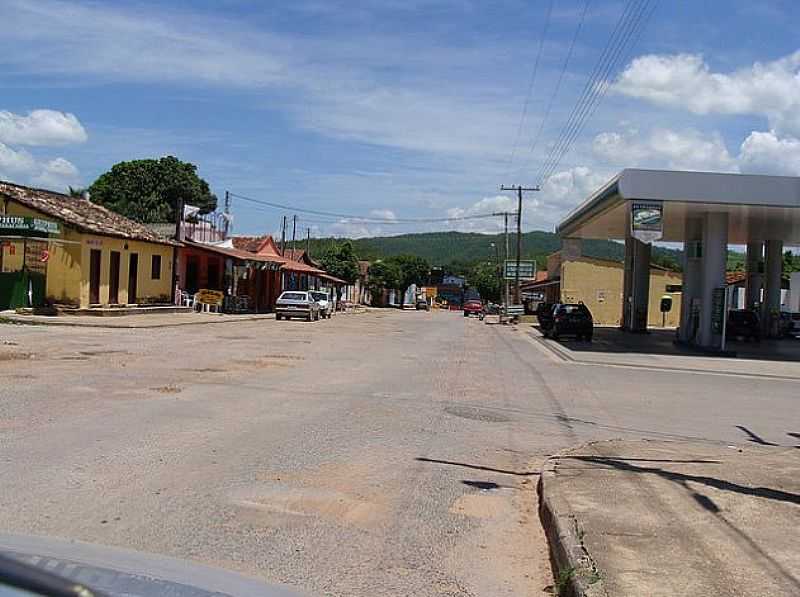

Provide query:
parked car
left=310, top=290, right=332, bottom=318
left=778, top=311, right=795, bottom=338
left=463, top=299, right=483, bottom=317
left=416, top=298, right=430, bottom=311
left=275, top=291, right=320, bottom=321
left=542, top=303, right=593, bottom=341
left=535, top=302, right=555, bottom=329
left=726, top=309, right=760, bottom=341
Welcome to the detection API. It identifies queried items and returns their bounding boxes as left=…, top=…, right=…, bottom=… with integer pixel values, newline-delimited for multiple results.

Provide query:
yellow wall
left=560, top=257, right=682, bottom=327
left=3, top=200, right=174, bottom=307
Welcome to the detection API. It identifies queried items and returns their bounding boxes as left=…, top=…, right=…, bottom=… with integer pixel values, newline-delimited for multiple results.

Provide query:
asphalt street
left=1, top=310, right=797, bottom=596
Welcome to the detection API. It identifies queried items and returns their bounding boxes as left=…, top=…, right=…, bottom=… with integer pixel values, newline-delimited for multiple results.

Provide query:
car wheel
left=551, top=331, right=559, bottom=340
left=276, top=313, right=282, bottom=321
left=463, top=311, right=469, bottom=317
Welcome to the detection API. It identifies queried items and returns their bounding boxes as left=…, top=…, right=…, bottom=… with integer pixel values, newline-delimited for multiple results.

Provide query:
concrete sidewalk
left=539, top=439, right=800, bottom=596
left=529, top=326, right=800, bottom=381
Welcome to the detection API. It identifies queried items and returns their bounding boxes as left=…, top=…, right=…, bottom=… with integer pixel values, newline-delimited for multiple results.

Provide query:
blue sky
left=2, top=0, right=800, bottom=237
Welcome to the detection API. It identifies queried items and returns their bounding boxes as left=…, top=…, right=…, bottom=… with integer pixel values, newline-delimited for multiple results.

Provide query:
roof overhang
left=556, top=169, right=800, bottom=244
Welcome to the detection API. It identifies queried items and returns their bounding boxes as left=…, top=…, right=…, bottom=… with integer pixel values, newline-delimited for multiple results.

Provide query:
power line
left=534, top=0, right=658, bottom=187
left=527, top=0, right=590, bottom=162
left=506, top=0, right=554, bottom=173
left=229, top=191, right=499, bottom=223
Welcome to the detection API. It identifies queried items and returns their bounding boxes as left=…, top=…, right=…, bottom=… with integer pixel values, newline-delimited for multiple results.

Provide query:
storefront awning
left=182, top=239, right=286, bottom=265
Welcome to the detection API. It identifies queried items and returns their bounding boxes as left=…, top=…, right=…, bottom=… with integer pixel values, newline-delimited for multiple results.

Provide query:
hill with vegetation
left=305, top=230, right=683, bottom=273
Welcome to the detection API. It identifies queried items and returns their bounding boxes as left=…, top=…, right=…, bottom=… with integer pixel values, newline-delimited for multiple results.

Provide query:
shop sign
left=630, top=201, right=663, bottom=244
left=0, top=215, right=60, bottom=235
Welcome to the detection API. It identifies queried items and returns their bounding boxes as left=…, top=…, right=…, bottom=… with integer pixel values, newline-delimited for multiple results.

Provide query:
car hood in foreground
left=0, top=534, right=306, bottom=597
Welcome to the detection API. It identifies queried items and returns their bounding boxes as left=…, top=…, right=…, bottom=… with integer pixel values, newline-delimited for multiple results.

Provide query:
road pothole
left=444, top=405, right=511, bottom=423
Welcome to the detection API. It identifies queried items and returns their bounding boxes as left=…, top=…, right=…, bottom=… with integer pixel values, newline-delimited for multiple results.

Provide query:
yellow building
left=0, top=181, right=176, bottom=310
left=535, top=251, right=682, bottom=327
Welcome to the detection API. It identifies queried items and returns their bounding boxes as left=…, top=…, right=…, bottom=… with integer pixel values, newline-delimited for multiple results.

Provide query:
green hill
left=304, top=230, right=683, bottom=272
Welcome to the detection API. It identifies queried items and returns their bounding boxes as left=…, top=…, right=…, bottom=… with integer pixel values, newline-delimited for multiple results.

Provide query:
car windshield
left=4, top=4, right=799, bottom=597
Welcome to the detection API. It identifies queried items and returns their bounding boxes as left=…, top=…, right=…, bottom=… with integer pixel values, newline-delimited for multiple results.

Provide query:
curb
left=538, top=455, right=608, bottom=597
left=0, top=314, right=276, bottom=329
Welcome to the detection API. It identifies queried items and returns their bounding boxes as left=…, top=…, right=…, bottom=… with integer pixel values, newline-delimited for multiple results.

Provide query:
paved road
left=1, top=310, right=797, bottom=596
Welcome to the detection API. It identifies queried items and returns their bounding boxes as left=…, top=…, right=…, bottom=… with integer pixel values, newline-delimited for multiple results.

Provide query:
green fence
left=0, top=271, right=46, bottom=310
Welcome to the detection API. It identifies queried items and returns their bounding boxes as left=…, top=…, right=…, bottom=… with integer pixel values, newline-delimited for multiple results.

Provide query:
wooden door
left=109, top=251, right=120, bottom=304
left=128, top=253, right=138, bottom=304
left=89, top=249, right=101, bottom=304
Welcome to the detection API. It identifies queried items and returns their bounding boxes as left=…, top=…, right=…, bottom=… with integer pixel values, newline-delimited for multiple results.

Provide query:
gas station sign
left=631, top=201, right=663, bottom=244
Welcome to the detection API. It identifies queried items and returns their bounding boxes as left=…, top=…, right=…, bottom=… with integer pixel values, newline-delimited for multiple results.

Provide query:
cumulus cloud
left=593, top=128, right=738, bottom=172
left=0, top=109, right=87, bottom=146
left=613, top=51, right=800, bottom=136
left=0, top=143, right=37, bottom=175
left=31, top=157, right=80, bottom=189
left=738, top=130, right=800, bottom=175
left=369, top=209, right=397, bottom=221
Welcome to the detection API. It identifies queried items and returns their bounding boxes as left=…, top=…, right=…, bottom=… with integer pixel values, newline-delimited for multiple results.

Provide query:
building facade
left=0, top=182, right=175, bottom=310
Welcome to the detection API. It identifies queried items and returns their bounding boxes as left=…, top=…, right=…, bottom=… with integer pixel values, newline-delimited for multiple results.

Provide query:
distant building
left=442, top=274, right=465, bottom=287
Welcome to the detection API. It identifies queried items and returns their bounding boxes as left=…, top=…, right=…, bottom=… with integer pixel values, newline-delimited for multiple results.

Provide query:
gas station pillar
left=678, top=218, right=702, bottom=343
left=699, top=212, right=728, bottom=349
left=763, top=239, right=783, bottom=337
left=622, top=233, right=650, bottom=332
left=745, top=242, right=763, bottom=310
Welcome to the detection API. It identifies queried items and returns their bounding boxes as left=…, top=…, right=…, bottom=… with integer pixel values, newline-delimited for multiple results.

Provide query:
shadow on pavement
left=416, top=457, right=539, bottom=477
left=536, top=326, right=800, bottom=363
left=735, top=425, right=780, bottom=446
left=562, top=455, right=800, bottom=506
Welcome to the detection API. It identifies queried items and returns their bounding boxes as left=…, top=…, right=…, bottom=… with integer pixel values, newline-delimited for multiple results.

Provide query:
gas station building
left=556, top=169, right=800, bottom=351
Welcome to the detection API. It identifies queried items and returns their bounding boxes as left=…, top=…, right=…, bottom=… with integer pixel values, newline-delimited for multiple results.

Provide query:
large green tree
left=468, top=261, right=501, bottom=302
left=88, top=156, right=217, bottom=223
left=368, top=260, right=402, bottom=305
left=387, top=254, right=429, bottom=306
left=318, top=241, right=360, bottom=284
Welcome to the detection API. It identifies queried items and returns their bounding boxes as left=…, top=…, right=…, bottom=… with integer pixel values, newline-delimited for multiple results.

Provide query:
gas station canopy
left=556, top=169, right=800, bottom=244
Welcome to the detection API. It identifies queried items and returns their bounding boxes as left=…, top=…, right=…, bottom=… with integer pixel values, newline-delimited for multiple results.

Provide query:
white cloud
left=0, top=110, right=87, bottom=146
left=0, top=143, right=37, bottom=175
left=0, top=144, right=80, bottom=191
left=613, top=51, right=800, bottom=136
left=593, top=128, right=738, bottom=172
left=369, top=209, right=397, bottom=221
left=738, top=130, right=800, bottom=175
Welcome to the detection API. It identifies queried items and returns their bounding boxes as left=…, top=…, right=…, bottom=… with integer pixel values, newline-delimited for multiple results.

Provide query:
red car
left=463, top=300, right=483, bottom=317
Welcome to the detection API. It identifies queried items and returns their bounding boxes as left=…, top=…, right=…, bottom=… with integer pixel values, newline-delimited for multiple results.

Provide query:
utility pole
left=291, top=215, right=297, bottom=254
left=492, top=211, right=513, bottom=310
left=306, top=227, right=311, bottom=256
left=280, top=216, right=287, bottom=255
left=223, top=190, right=231, bottom=239
left=500, top=185, right=539, bottom=304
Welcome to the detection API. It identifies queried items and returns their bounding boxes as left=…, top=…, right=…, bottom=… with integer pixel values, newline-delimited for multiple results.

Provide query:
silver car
left=310, top=290, right=332, bottom=319
left=275, top=291, right=321, bottom=321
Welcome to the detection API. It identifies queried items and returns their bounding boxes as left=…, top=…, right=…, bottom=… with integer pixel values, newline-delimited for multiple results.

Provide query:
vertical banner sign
left=630, top=201, right=663, bottom=244
left=711, top=287, right=725, bottom=335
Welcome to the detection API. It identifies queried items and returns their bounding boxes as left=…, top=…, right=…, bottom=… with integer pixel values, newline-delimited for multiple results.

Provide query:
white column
left=678, top=220, right=703, bottom=343
left=745, top=242, right=763, bottom=310
left=622, top=234, right=651, bottom=332
left=763, top=239, right=783, bottom=337
left=699, top=212, right=728, bottom=348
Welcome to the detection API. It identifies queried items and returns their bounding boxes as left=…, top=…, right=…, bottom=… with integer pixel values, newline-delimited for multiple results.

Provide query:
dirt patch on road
left=232, top=484, right=388, bottom=529
left=0, top=350, right=32, bottom=362
left=151, top=385, right=182, bottom=394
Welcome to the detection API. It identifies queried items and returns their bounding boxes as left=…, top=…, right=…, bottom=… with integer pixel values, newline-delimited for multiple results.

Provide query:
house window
left=151, top=254, right=162, bottom=280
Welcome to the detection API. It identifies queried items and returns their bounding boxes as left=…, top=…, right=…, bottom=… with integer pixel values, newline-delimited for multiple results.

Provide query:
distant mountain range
left=305, top=230, right=684, bottom=271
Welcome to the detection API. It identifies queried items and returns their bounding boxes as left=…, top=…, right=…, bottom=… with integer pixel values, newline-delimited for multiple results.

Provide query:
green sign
left=504, top=260, right=535, bottom=280
left=711, top=287, right=725, bottom=335
left=0, top=215, right=60, bottom=236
